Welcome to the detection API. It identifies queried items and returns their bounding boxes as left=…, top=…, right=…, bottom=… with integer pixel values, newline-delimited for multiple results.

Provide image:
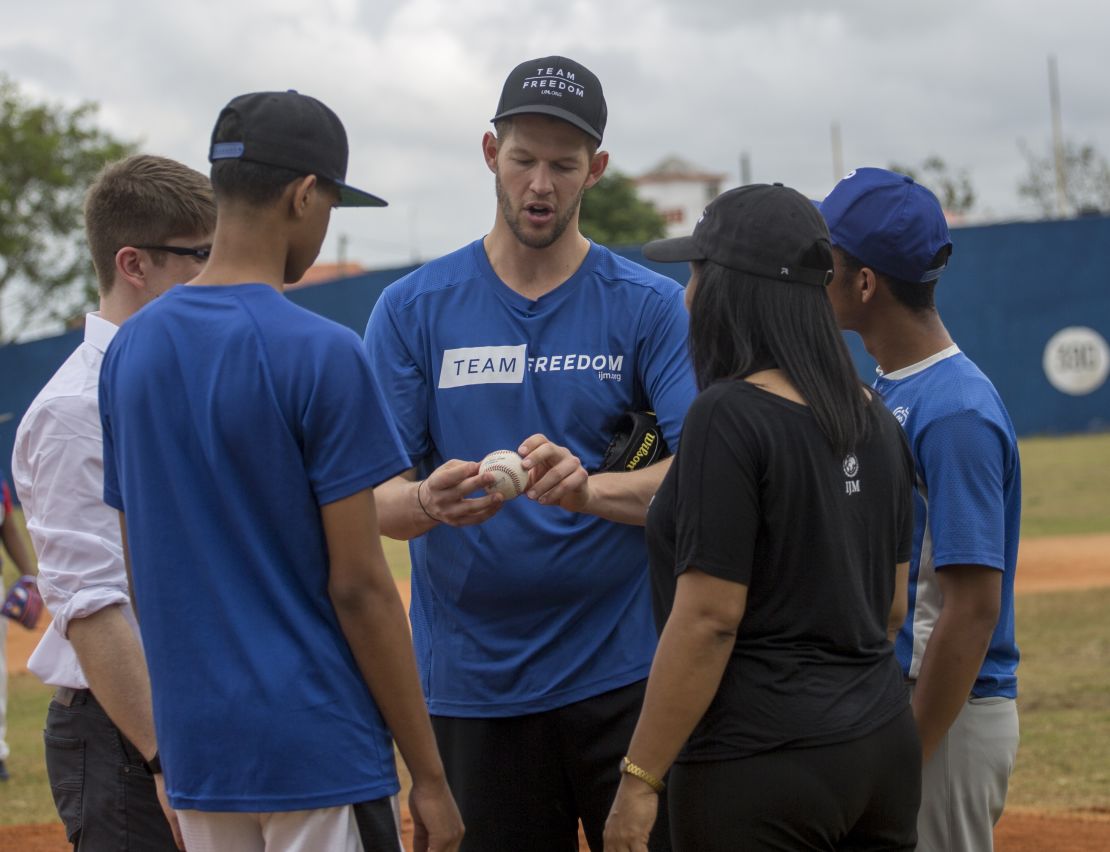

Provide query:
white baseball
left=479, top=450, right=528, bottom=500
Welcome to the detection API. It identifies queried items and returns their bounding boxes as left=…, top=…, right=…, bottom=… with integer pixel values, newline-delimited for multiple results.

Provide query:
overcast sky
left=3, top=0, right=1108, bottom=274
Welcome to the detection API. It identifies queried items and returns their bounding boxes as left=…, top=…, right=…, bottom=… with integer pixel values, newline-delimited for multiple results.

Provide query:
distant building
left=634, top=156, right=728, bottom=238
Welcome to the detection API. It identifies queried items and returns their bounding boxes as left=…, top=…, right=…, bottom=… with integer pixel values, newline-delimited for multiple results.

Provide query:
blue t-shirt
left=875, top=347, right=1021, bottom=698
left=364, top=240, right=696, bottom=716
left=100, top=284, right=411, bottom=811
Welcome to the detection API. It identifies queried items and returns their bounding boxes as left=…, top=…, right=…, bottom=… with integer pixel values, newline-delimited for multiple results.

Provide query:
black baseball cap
left=643, top=184, right=833, bottom=287
left=491, top=56, right=607, bottom=143
left=209, top=90, right=387, bottom=208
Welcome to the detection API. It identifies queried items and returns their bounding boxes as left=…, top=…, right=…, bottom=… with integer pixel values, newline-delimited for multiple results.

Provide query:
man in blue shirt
left=99, top=90, right=461, bottom=852
left=365, top=56, right=695, bottom=851
left=822, top=168, right=1021, bottom=852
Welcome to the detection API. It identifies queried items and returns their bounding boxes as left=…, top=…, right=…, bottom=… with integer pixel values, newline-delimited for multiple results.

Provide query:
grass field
left=1005, top=587, right=1110, bottom=811
left=5, top=434, right=1109, bottom=591
left=0, top=673, right=54, bottom=824
left=1, top=431, right=1108, bottom=827
left=1019, top=433, right=1110, bottom=537
left=3, top=585, right=1106, bottom=826
left=377, top=431, right=1110, bottom=581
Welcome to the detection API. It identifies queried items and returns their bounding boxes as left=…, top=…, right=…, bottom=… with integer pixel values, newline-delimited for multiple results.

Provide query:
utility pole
left=337, top=233, right=348, bottom=272
left=831, top=121, right=844, bottom=182
left=739, top=151, right=751, bottom=186
left=1048, top=55, right=1068, bottom=218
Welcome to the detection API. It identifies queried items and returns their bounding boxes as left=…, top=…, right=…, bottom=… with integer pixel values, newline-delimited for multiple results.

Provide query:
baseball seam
left=486, top=463, right=524, bottom=495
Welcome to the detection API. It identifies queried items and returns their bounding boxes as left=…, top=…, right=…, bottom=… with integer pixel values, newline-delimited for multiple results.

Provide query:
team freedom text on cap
left=522, top=66, right=586, bottom=98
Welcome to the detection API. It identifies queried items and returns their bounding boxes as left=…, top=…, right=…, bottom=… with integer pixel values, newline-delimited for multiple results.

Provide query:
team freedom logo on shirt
left=438, top=346, right=624, bottom=388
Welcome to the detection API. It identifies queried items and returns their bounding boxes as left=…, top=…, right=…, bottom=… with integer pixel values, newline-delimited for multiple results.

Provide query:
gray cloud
left=2, top=0, right=1108, bottom=272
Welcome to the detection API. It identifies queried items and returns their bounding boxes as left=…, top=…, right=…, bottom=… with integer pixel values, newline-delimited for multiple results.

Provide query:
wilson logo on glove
left=597, top=411, right=670, bottom=473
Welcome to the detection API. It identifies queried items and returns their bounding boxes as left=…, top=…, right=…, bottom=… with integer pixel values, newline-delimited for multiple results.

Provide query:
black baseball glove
left=596, top=411, right=670, bottom=473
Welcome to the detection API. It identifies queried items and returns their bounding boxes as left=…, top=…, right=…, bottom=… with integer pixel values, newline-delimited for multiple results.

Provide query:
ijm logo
left=843, top=453, right=860, bottom=495
left=891, top=406, right=910, bottom=425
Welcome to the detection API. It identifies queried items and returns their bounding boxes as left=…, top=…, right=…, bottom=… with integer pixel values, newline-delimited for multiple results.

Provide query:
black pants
left=432, top=679, right=670, bottom=852
left=353, top=797, right=405, bottom=852
left=44, top=689, right=178, bottom=852
left=668, top=705, right=921, bottom=851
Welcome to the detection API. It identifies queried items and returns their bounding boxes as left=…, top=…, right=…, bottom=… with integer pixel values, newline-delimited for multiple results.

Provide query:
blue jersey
left=100, top=284, right=410, bottom=812
left=364, top=240, right=696, bottom=716
left=875, top=346, right=1021, bottom=698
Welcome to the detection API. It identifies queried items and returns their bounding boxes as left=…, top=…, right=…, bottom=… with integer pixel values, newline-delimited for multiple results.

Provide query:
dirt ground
left=3, top=532, right=1108, bottom=851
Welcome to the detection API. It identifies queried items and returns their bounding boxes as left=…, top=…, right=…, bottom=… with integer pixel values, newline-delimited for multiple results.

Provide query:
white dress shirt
left=11, top=313, right=140, bottom=688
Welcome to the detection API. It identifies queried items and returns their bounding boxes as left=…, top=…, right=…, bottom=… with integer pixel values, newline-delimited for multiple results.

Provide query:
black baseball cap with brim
left=491, top=56, right=607, bottom=143
left=644, top=183, right=833, bottom=287
left=209, top=90, right=387, bottom=208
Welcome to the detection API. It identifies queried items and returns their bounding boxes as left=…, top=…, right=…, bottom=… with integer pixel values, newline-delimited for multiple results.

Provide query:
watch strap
left=143, top=751, right=162, bottom=775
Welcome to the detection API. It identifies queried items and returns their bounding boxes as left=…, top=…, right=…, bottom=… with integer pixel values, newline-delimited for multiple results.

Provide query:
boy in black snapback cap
left=209, top=89, right=386, bottom=208
left=97, top=90, right=462, bottom=851
left=364, top=56, right=693, bottom=852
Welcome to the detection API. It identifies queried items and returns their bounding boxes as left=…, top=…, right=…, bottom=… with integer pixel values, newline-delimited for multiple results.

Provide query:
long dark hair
left=687, top=258, right=870, bottom=455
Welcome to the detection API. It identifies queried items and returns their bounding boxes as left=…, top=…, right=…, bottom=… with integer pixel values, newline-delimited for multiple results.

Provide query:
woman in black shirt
left=604, top=185, right=920, bottom=851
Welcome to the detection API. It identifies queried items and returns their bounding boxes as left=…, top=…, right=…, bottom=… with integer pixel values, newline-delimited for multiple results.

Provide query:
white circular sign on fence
left=1042, top=327, right=1110, bottom=396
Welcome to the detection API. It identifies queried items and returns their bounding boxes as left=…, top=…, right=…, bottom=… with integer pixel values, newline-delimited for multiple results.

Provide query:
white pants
left=0, top=614, right=8, bottom=762
left=178, top=796, right=404, bottom=852
left=916, top=694, right=1020, bottom=852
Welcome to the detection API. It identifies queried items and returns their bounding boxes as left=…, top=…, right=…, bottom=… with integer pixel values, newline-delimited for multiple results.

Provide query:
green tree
left=579, top=170, right=667, bottom=246
left=0, top=74, right=134, bottom=340
left=888, top=156, right=976, bottom=215
left=1017, top=138, right=1110, bottom=218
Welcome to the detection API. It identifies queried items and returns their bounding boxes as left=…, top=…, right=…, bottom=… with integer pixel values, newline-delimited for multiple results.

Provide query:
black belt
left=53, top=686, right=93, bottom=707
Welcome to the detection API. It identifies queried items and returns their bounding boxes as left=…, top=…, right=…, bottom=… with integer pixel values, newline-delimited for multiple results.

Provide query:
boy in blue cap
left=822, top=168, right=1021, bottom=852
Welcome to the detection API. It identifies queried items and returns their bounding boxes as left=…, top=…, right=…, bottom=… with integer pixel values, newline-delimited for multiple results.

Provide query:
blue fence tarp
left=3, top=215, right=1108, bottom=493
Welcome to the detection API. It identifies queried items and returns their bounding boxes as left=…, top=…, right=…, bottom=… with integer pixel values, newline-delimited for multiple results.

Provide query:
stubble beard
left=495, top=172, right=586, bottom=250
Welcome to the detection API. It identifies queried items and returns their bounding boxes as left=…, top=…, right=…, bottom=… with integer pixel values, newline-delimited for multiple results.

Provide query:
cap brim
left=642, top=235, right=704, bottom=264
left=337, top=182, right=387, bottom=208
left=491, top=105, right=602, bottom=143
